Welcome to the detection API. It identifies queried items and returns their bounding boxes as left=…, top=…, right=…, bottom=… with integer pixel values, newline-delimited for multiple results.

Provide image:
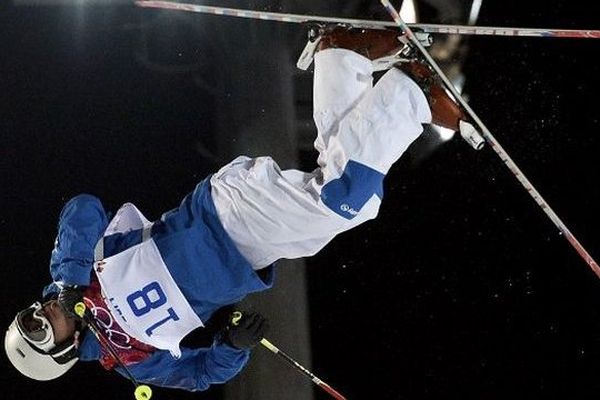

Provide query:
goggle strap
left=51, top=343, right=79, bottom=365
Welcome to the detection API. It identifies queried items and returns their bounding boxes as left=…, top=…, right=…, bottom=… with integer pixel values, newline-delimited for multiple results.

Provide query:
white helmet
left=5, top=302, right=78, bottom=381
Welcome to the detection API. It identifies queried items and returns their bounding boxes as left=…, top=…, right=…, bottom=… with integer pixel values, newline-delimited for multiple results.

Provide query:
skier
left=5, top=27, right=466, bottom=392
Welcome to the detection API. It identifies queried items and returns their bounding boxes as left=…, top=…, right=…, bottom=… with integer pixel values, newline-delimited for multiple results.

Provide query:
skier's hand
left=224, top=311, right=269, bottom=350
left=57, top=286, right=84, bottom=319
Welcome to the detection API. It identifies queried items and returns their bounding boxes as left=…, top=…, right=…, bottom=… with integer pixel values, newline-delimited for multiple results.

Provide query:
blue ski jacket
left=43, top=178, right=274, bottom=391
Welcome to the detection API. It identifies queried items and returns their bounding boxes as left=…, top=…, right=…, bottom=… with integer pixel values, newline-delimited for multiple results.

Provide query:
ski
left=135, top=1, right=600, bottom=39
left=379, top=0, right=600, bottom=276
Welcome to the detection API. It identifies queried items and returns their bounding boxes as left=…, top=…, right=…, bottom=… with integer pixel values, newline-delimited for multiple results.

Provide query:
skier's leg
left=312, top=27, right=408, bottom=164
left=211, top=66, right=431, bottom=270
left=315, top=60, right=432, bottom=183
left=314, top=26, right=468, bottom=132
left=312, top=49, right=374, bottom=169
left=312, top=49, right=373, bottom=137
left=312, top=27, right=407, bottom=135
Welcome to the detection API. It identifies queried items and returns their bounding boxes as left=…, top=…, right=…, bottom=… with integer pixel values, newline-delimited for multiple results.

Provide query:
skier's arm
left=45, top=194, right=108, bottom=295
left=124, top=341, right=250, bottom=392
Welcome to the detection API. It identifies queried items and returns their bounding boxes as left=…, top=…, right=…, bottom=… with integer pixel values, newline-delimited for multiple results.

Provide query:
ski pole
left=135, top=1, right=600, bottom=39
left=259, top=338, right=347, bottom=400
left=74, top=302, right=153, bottom=400
left=379, top=0, right=600, bottom=276
left=231, top=312, right=347, bottom=400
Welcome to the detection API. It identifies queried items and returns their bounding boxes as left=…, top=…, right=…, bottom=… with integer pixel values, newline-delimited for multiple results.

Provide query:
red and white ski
left=135, top=1, right=600, bottom=39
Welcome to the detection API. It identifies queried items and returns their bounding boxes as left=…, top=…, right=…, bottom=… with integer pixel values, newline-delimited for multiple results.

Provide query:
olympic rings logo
left=84, top=297, right=132, bottom=350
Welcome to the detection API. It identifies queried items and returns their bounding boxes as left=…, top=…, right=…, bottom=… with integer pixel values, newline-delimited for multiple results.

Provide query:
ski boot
left=297, top=24, right=432, bottom=71
left=398, top=58, right=465, bottom=131
left=396, top=54, right=484, bottom=149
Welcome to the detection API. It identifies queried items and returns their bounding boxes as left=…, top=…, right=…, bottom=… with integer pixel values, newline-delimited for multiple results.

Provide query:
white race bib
left=94, top=204, right=203, bottom=358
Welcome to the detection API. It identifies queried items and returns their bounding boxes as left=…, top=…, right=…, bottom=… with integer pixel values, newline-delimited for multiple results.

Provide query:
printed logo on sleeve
left=340, top=204, right=359, bottom=216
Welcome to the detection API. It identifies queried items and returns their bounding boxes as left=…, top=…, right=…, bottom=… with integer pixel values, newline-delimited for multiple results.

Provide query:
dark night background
left=1, top=1, right=599, bottom=399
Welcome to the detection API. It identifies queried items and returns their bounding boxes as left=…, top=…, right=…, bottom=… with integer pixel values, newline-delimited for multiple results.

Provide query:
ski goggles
left=16, top=302, right=55, bottom=351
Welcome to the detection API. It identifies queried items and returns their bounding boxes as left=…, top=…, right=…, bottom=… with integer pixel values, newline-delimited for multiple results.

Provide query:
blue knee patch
left=321, top=160, right=384, bottom=219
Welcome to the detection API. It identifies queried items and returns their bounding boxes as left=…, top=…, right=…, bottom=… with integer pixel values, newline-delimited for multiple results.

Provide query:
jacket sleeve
left=47, top=194, right=109, bottom=289
left=124, top=340, right=250, bottom=392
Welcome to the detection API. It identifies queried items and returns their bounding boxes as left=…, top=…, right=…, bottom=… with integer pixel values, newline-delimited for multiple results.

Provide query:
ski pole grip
left=74, top=302, right=87, bottom=319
